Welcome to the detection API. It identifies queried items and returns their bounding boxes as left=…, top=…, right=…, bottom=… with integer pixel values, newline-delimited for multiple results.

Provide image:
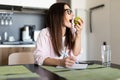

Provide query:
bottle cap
left=103, top=41, right=107, bottom=45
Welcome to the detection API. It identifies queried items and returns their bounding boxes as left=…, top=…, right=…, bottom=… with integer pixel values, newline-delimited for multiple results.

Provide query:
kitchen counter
left=0, top=44, right=35, bottom=48
left=0, top=41, right=36, bottom=48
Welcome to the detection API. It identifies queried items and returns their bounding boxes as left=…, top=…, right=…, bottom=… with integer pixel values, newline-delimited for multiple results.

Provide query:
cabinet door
left=0, top=0, right=21, bottom=6
left=0, top=0, right=56, bottom=9
left=20, top=0, right=56, bottom=9
left=1, top=47, right=35, bottom=65
left=22, top=47, right=35, bottom=52
left=0, top=48, right=2, bottom=65
left=2, top=48, right=11, bottom=65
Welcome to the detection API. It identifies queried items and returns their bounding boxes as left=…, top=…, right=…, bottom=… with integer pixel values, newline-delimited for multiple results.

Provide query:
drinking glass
left=0, top=13, right=4, bottom=25
left=8, top=13, right=13, bottom=25
left=4, top=13, right=9, bottom=25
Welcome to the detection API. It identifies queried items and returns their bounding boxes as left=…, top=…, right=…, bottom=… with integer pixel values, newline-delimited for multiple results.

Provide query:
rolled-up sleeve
left=34, top=29, right=51, bottom=65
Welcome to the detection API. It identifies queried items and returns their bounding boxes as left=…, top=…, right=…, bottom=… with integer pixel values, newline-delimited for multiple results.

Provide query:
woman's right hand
left=60, top=56, right=76, bottom=68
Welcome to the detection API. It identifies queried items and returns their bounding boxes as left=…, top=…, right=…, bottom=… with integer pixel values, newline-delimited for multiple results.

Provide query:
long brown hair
left=45, top=3, right=74, bottom=56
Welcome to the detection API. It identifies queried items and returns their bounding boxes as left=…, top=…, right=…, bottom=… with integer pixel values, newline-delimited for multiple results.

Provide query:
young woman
left=34, top=2, right=84, bottom=68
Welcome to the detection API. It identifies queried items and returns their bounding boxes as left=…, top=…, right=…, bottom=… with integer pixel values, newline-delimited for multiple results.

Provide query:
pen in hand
left=63, top=53, right=76, bottom=67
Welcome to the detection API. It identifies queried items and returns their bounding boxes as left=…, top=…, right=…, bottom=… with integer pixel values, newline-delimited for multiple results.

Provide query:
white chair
left=8, top=52, right=34, bottom=65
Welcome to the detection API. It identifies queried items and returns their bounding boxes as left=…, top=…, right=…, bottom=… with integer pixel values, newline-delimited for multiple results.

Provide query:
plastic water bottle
left=101, top=42, right=111, bottom=67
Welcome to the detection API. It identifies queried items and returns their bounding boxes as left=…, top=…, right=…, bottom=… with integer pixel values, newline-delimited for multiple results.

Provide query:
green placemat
left=42, top=66, right=71, bottom=72
left=0, top=65, right=40, bottom=79
left=0, top=73, right=39, bottom=79
left=0, top=65, right=31, bottom=75
left=42, top=64, right=120, bottom=80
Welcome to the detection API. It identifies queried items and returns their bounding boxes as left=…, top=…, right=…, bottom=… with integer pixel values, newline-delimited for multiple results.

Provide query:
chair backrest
left=8, top=52, right=34, bottom=65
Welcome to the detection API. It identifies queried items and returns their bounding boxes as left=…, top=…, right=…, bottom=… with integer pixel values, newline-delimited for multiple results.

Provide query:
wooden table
left=4, top=64, right=66, bottom=80
left=1, top=61, right=120, bottom=80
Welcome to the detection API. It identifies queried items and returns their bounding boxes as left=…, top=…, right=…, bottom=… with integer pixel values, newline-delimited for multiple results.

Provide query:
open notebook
left=56, top=64, right=88, bottom=69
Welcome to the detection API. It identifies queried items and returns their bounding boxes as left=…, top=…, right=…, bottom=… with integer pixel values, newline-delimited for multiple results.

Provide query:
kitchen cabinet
left=21, top=0, right=56, bottom=9
left=0, top=48, right=2, bottom=65
left=0, top=0, right=56, bottom=9
left=0, top=46, right=35, bottom=65
left=0, top=0, right=21, bottom=6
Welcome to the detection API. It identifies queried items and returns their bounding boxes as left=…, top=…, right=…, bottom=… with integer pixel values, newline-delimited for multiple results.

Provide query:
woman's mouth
left=69, top=19, right=74, bottom=27
left=69, top=19, right=72, bottom=23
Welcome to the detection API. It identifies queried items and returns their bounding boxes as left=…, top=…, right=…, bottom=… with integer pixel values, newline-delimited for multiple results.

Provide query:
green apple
left=74, top=16, right=81, bottom=25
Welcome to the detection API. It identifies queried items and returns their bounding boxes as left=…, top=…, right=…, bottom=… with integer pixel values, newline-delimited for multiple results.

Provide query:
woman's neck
left=62, top=26, right=66, bottom=37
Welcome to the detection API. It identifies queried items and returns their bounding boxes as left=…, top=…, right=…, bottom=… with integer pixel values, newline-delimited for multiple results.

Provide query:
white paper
left=56, top=64, right=88, bottom=69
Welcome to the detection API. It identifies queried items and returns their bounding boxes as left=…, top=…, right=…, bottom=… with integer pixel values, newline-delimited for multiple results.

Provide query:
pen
left=68, top=52, right=78, bottom=64
left=75, top=61, right=79, bottom=64
left=62, top=50, right=77, bottom=63
left=63, top=52, right=68, bottom=58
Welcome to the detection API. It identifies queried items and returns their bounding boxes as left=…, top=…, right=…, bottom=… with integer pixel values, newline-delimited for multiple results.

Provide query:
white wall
left=71, top=0, right=87, bottom=10
left=86, top=0, right=110, bottom=61
left=71, top=0, right=88, bottom=61
left=110, top=0, right=120, bottom=64
left=86, top=0, right=120, bottom=64
left=71, top=0, right=110, bottom=62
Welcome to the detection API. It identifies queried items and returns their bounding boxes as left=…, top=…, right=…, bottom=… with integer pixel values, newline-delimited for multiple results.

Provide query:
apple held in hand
left=74, top=16, right=81, bottom=25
